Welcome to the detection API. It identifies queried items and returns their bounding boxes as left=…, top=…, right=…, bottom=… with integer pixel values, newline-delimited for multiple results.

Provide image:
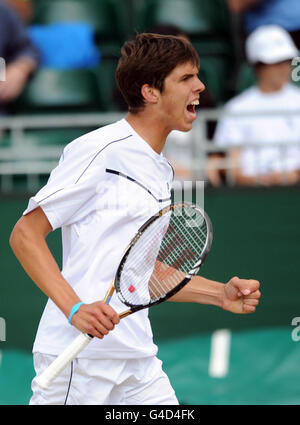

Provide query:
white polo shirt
left=23, top=118, right=174, bottom=359
left=214, top=83, right=300, bottom=176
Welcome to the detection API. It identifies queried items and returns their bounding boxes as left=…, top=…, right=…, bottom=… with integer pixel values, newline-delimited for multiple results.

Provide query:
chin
left=172, top=120, right=193, bottom=132
left=177, top=123, right=194, bottom=132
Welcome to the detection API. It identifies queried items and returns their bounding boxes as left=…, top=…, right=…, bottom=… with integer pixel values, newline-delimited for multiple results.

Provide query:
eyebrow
left=179, top=72, right=196, bottom=81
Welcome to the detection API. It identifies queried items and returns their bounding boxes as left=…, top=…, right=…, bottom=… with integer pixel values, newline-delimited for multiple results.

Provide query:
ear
left=141, top=84, right=160, bottom=104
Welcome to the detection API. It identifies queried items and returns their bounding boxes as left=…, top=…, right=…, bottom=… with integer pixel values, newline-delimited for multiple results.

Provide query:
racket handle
left=34, top=333, right=92, bottom=390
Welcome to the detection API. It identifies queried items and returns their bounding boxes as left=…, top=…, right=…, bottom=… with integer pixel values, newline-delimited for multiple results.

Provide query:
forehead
left=257, top=60, right=291, bottom=72
left=165, top=61, right=199, bottom=82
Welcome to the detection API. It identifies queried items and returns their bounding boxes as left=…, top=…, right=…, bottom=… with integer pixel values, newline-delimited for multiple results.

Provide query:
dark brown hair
left=116, top=33, right=200, bottom=113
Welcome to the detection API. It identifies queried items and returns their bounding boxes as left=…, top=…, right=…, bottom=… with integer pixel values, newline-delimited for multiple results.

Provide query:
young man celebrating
left=10, top=33, right=261, bottom=405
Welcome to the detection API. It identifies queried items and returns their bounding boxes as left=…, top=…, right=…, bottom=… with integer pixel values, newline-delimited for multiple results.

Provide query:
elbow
left=9, top=218, right=28, bottom=256
left=10, top=208, right=52, bottom=256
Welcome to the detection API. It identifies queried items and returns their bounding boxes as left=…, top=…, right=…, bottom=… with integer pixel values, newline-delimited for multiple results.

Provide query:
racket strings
left=117, top=206, right=208, bottom=307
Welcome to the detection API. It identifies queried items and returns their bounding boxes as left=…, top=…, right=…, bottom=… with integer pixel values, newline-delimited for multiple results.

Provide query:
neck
left=258, top=80, right=286, bottom=93
left=126, top=110, right=170, bottom=154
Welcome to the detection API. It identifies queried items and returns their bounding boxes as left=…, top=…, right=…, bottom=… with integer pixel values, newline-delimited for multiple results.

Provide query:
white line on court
left=208, top=329, right=231, bottom=378
left=0, top=350, right=2, bottom=368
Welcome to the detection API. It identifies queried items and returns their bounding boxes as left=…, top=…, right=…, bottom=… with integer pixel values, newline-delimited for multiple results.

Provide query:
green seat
left=0, top=131, right=11, bottom=148
left=236, top=62, right=257, bottom=94
left=192, top=39, right=232, bottom=57
left=32, top=0, right=123, bottom=41
left=293, top=78, right=300, bottom=88
left=14, top=68, right=102, bottom=112
left=94, top=58, right=120, bottom=111
left=23, top=128, right=98, bottom=147
left=137, top=0, right=231, bottom=38
left=199, top=56, right=232, bottom=105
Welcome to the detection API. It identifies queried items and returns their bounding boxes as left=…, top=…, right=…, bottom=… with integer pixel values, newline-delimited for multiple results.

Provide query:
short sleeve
left=23, top=141, right=107, bottom=230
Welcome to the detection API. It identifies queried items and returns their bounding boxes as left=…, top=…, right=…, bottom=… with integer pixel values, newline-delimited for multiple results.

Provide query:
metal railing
left=0, top=108, right=300, bottom=192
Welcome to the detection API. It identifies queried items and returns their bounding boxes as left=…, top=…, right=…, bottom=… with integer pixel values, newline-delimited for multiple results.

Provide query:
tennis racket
left=34, top=202, right=213, bottom=389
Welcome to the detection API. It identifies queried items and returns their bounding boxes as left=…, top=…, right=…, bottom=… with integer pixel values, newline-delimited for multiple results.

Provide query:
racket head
left=114, top=202, right=213, bottom=311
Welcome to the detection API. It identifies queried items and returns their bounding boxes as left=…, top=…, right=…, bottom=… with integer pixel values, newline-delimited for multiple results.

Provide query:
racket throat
left=119, top=309, right=132, bottom=319
left=104, top=282, right=115, bottom=304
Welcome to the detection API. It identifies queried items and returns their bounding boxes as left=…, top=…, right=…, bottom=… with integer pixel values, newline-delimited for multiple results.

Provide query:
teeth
left=190, top=100, right=199, bottom=106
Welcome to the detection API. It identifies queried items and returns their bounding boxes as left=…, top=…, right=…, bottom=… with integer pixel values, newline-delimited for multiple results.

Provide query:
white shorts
left=30, top=352, right=179, bottom=405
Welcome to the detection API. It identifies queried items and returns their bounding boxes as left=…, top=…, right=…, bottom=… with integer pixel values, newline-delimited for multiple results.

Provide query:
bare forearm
left=168, top=275, right=224, bottom=308
left=234, top=173, right=257, bottom=185
left=10, top=219, right=80, bottom=318
left=169, top=274, right=261, bottom=315
left=10, top=208, right=120, bottom=339
left=10, top=57, right=37, bottom=75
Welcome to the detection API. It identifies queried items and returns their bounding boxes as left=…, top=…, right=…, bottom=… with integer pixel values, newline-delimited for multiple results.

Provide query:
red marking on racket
left=128, top=285, right=135, bottom=293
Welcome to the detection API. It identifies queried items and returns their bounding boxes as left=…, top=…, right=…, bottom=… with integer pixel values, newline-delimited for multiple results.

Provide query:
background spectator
left=0, top=0, right=39, bottom=114
left=2, top=0, right=33, bottom=23
left=227, top=0, right=300, bottom=48
left=209, top=25, right=300, bottom=186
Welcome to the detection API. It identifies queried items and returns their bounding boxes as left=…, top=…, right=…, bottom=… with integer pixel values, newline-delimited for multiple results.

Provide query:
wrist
left=68, top=301, right=84, bottom=325
left=195, top=277, right=225, bottom=308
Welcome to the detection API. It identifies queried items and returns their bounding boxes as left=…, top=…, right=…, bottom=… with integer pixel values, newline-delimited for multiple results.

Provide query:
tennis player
left=10, top=33, right=261, bottom=405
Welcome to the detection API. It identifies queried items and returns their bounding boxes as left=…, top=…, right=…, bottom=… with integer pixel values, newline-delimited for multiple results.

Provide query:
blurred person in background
left=227, top=0, right=300, bottom=48
left=2, top=0, right=33, bottom=23
left=208, top=25, right=300, bottom=186
left=0, top=0, right=39, bottom=114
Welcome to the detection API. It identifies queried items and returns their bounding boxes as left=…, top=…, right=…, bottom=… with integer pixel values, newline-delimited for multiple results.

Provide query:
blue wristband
left=68, top=302, right=84, bottom=325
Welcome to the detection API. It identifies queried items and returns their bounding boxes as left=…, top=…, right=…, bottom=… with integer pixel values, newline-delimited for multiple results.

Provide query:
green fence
left=1, top=187, right=300, bottom=404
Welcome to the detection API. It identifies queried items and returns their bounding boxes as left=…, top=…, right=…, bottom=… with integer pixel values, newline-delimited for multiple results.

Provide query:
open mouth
left=186, top=100, right=199, bottom=115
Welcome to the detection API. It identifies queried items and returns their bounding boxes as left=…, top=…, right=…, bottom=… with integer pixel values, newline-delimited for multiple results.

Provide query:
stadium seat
left=199, top=56, right=232, bottom=105
left=94, top=58, right=120, bottom=111
left=32, top=0, right=124, bottom=41
left=235, top=63, right=257, bottom=94
left=137, top=0, right=231, bottom=39
left=22, top=127, right=98, bottom=146
left=14, top=68, right=102, bottom=113
left=293, top=79, right=300, bottom=88
left=192, top=39, right=232, bottom=58
left=0, top=131, right=11, bottom=148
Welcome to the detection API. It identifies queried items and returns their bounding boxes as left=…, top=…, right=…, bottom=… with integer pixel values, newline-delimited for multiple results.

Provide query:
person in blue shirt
left=0, top=0, right=39, bottom=113
left=227, top=0, right=300, bottom=48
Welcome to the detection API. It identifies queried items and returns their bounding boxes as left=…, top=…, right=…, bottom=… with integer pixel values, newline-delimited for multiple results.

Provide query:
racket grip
left=34, top=333, right=92, bottom=390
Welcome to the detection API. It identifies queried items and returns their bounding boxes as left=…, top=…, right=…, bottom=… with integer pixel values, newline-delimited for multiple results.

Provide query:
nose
left=198, top=77, right=206, bottom=93
left=195, top=76, right=205, bottom=94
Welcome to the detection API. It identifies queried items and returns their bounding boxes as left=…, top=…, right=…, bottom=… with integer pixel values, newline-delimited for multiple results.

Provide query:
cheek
left=163, top=96, right=181, bottom=116
left=283, top=67, right=292, bottom=79
left=274, top=65, right=291, bottom=80
left=162, top=85, right=184, bottom=107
